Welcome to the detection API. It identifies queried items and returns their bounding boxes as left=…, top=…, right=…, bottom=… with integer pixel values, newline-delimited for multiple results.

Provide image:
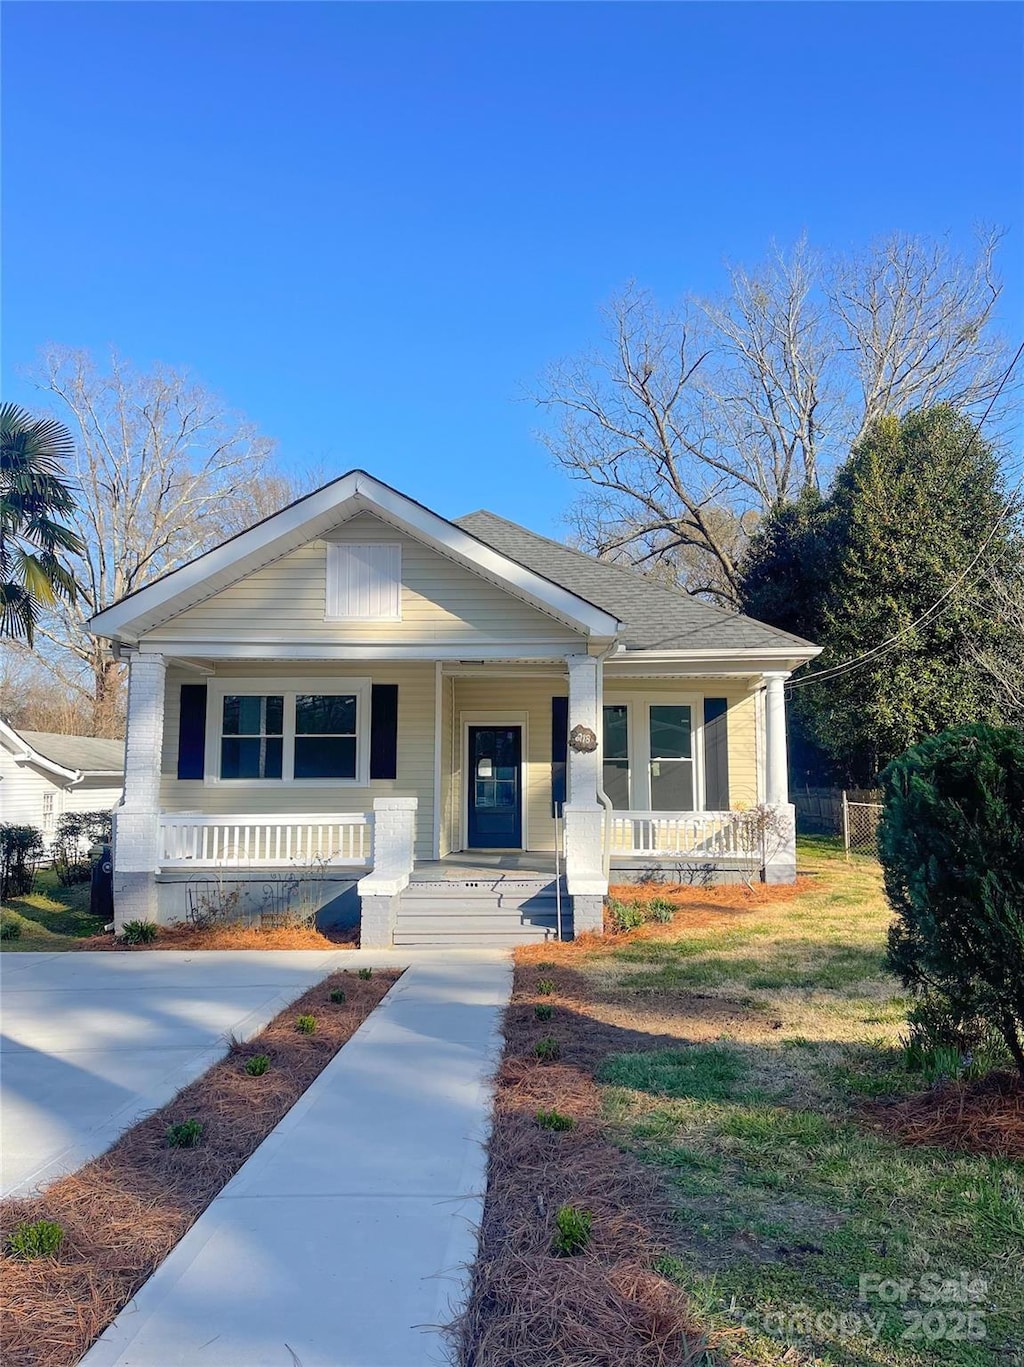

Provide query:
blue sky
left=3, top=2, right=1021, bottom=535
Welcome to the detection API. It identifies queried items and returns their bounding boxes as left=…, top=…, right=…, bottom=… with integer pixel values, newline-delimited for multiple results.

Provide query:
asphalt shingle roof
left=454, top=510, right=815, bottom=653
left=20, top=731, right=125, bottom=775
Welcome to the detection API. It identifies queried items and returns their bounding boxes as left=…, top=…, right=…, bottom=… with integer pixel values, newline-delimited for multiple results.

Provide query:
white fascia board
left=606, top=645, right=822, bottom=675
left=89, top=470, right=621, bottom=643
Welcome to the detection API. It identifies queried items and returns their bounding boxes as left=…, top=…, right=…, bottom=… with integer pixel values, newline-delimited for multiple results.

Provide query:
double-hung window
left=648, top=704, right=695, bottom=811
left=211, top=679, right=369, bottom=783
left=221, top=695, right=284, bottom=779
left=294, top=694, right=358, bottom=779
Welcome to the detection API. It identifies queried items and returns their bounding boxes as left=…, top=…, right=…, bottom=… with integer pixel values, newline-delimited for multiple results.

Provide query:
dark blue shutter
left=703, top=698, right=730, bottom=810
left=177, top=685, right=207, bottom=780
left=551, top=695, right=568, bottom=815
left=370, top=684, right=399, bottom=780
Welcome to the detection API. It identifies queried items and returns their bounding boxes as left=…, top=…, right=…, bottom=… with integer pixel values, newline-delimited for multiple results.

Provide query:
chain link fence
left=842, top=790, right=884, bottom=859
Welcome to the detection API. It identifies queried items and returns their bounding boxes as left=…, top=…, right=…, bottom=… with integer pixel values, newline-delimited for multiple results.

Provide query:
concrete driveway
left=0, top=948, right=405, bottom=1197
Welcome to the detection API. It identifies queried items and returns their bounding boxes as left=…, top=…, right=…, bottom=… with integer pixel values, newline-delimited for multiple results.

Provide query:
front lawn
left=457, top=842, right=1024, bottom=1367
left=1, top=870, right=105, bottom=950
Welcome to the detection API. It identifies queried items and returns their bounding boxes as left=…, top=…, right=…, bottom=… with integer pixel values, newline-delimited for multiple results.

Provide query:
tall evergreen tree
left=741, top=407, right=1021, bottom=785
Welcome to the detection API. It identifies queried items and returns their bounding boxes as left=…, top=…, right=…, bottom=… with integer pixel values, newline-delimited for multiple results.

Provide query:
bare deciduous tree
left=16, top=348, right=306, bottom=734
left=540, top=231, right=1010, bottom=605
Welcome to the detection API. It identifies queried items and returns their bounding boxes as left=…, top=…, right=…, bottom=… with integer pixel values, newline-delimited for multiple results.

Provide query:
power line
left=788, top=339, right=1024, bottom=692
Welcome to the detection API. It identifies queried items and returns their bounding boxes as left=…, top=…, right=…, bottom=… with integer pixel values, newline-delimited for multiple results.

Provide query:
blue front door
left=467, top=726, right=523, bottom=848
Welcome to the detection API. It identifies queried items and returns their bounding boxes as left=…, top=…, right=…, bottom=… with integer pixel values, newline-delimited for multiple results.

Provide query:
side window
left=602, top=704, right=630, bottom=809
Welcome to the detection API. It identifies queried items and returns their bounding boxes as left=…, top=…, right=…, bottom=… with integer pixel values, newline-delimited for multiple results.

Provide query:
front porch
left=111, top=650, right=798, bottom=947
left=135, top=798, right=791, bottom=945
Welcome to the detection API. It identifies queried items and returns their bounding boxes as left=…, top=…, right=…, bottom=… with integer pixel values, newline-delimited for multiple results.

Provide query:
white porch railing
left=606, top=810, right=761, bottom=860
left=158, top=813, right=373, bottom=868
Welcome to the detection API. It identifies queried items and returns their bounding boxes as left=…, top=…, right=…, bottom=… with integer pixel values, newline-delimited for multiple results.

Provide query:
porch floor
left=411, top=851, right=558, bottom=881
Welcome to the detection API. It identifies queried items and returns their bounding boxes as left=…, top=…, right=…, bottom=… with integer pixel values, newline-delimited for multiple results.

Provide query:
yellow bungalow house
left=88, top=471, right=819, bottom=946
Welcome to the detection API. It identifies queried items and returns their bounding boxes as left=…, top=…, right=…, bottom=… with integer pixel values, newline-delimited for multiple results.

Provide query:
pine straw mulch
left=78, top=921, right=359, bottom=950
left=451, top=959, right=717, bottom=1367
left=0, top=966, right=400, bottom=1367
left=513, top=876, right=819, bottom=966
left=865, top=1070, right=1024, bottom=1161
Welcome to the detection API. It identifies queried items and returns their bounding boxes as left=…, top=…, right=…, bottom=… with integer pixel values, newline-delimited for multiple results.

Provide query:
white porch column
left=762, top=671, right=797, bottom=884
left=563, top=652, right=607, bottom=932
left=112, top=652, right=166, bottom=929
left=764, top=672, right=790, bottom=807
left=358, top=796, right=417, bottom=948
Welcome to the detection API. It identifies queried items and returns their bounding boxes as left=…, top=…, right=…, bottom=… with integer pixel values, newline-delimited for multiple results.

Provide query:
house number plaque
left=568, top=724, right=598, bottom=753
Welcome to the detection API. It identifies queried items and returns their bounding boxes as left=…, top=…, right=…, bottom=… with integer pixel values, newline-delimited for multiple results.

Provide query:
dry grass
left=79, top=921, right=358, bottom=951
left=0, top=967, right=400, bottom=1367
left=866, top=1070, right=1024, bottom=1160
left=452, top=961, right=711, bottom=1367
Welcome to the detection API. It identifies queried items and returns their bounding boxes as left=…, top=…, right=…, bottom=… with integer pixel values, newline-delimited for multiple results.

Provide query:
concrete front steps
left=393, top=877, right=572, bottom=946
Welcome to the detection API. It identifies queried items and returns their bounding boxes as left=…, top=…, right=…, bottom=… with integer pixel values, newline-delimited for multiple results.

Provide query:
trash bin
left=91, top=842, right=114, bottom=924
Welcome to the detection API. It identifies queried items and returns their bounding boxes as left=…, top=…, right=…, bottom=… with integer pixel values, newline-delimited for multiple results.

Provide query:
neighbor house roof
left=0, top=720, right=124, bottom=781
left=455, top=510, right=816, bottom=655
left=19, top=731, right=125, bottom=776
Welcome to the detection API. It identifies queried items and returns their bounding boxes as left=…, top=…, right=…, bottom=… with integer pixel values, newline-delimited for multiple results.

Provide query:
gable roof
left=88, top=471, right=622, bottom=643
left=455, top=510, right=816, bottom=655
left=0, top=721, right=124, bottom=781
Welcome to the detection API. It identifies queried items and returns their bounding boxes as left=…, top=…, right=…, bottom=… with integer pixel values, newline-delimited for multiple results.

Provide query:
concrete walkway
left=1, top=948, right=409, bottom=1198
left=79, top=953, right=512, bottom=1367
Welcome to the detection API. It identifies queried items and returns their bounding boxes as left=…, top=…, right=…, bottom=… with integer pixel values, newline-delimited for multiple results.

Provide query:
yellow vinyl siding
left=150, top=513, right=582, bottom=648
left=160, top=661, right=437, bottom=861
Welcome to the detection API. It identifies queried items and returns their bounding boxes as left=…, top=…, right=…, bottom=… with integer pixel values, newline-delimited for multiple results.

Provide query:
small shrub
left=166, top=1118, right=204, bottom=1148
left=534, top=1036, right=560, bottom=1062
left=121, top=920, right=158, bottom=945
left=296, top=1014, right=317, bottom=1034
left=649, top=897, right=675, bottom=924
left=329, top=988, right=347, bottom=1004
left=7, top=1219, right=64, bottom=1260
left=245, top=1054, right=270, bottom=1076
left=357, top=967, right=373, bottom=980
left=534, top=1003, right=553, bottom=1021
left=608, top=898, right=646, bottom=933
left=0, top=823, right=44, bottom=900
left=536, top=977, right=555, bottom=996
left=0, top=912, right=22, bottom=941
left=551, top=1204, right=592, bottom=1256
left=536, top=1108, right=574, bottom=1131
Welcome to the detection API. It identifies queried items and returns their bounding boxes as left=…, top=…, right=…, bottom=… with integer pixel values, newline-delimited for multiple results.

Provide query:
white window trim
left=603, top=691, right=706, bottom=811
left=458, top=711, right=529, bottom=852
left=204, top=676, right=372, bottom=787
left=324, top=541, right=403, bottom=622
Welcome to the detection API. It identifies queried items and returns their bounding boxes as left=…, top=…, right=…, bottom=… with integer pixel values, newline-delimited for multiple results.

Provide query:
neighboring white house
left=88, top=470, right=819, bottom=945
left=0, top=721, right=125, bottom=841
